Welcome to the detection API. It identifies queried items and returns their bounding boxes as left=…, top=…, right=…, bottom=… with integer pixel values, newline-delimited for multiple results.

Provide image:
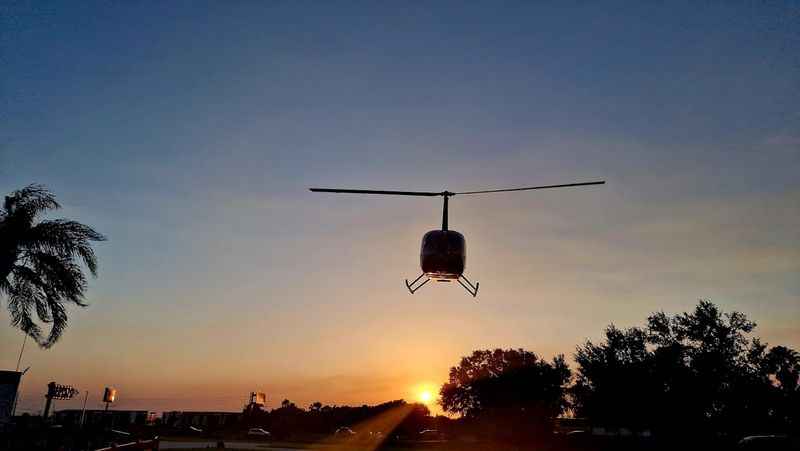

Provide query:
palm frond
left=23, top=219, right=106, bottom=276
left=28, top=252, right=88, bottom=306
left=41, top=298, right=67, bottom=348
left=3, top=184, right=60, bottom=217
left=8, top=262, right=78, bottom=347
left=10, top=265, right=51, bottom=321
left=7, top=281, right=44, bottom=343
left=0, top=277, right=10, bottom=296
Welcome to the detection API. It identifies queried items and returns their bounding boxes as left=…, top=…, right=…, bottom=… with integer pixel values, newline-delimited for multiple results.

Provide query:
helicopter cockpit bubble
left=420, top=230, right=465, bottom=279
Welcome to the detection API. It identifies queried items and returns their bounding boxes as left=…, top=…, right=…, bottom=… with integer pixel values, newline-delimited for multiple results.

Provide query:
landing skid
left=404, top=273, right=479, bottom=297
left=405, top=273, right=430, bottom=294
left=457, top=274, right=479, bottom=297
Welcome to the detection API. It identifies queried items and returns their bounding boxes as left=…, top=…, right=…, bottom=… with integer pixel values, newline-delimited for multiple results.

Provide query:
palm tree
left=0, top=184, right=106, bottom=348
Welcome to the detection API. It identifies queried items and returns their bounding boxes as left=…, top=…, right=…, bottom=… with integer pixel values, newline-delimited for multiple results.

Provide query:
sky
left=1, top=2, right=798, bottom=415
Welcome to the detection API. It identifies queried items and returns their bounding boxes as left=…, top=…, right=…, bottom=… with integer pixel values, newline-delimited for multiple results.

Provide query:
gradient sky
left=1, top=2, right=798, bottom=415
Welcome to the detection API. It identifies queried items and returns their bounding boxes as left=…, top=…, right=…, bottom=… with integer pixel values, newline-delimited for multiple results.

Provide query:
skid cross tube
left=457, top=274, right=480, bottom=297
left=405, top=273, right=431, bottom=294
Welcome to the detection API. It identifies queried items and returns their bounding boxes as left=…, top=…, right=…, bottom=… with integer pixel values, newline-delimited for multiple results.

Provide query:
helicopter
left=310, top=180, right=604, bottom=297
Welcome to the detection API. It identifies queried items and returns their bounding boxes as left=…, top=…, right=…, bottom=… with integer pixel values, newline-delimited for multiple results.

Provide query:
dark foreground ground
left=4, top=425, right=799, bottom=450
left=114, top=434, right=800, bottom=451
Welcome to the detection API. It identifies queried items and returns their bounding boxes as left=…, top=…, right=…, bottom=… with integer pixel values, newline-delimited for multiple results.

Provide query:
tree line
left=439, top=301, right=798, bottom=442
left=236, top=398, right=435, bottom=439
left=205, top=301, right=797, bottom=445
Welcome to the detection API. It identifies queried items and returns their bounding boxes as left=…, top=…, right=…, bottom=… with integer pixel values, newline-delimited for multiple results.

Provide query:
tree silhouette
left=571, top=325, right=656, bottom=429
left=764, top=345, right=800, bottom=429
left=440, top=348, right=570, bottom=441
left=766, top=346, right=800, bottom=392
left=0, top=184, right=105, bottom=347
left=309, top=401, right=323, bottom=412
left=573, top=300, right=799, bottom=435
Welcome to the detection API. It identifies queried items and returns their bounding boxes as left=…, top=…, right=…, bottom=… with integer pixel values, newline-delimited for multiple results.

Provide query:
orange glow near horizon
left=418, top=390, right=432, bottom=404
left=413, top=382, right=438, bottom=407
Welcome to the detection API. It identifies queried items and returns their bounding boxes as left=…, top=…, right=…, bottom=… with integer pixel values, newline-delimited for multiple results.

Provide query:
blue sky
left=1, top=1, right=798, bottom=413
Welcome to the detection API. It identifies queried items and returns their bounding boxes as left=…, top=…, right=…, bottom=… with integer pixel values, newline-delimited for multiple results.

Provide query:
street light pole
left=80, top=391, right=89, bottom=427
left=15, top=334, right=27, bottom=371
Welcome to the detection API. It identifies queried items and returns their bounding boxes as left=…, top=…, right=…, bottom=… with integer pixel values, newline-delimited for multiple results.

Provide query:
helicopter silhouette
left=310, top=180, right=604, bottom=297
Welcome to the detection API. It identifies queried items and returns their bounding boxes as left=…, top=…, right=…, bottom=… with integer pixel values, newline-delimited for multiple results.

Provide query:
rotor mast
left=441, top=191, right=453, bottom=231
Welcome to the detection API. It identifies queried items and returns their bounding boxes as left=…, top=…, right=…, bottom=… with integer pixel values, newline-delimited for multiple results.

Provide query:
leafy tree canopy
left=440, top=348, right=570, bottom=420
left=572, top=300, right=799, bottom=434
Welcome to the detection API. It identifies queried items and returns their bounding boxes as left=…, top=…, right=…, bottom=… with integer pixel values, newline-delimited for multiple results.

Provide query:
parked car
left=247, top=428, right=271, bottom=439
left=418, top=429, right=446, bottom=441
left=737, top=435, right=799, bottom=450
left=335, top=426, right=357, bottom=437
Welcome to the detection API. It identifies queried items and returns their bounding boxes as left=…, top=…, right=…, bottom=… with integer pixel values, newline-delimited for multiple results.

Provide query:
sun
left=412, top=382, right=438, bottom=406
left=418, top=389, right=434, bottom=404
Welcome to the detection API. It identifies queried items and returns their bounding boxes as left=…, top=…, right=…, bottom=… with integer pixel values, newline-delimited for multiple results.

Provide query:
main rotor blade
left=455, top=181, right=605, bottom=195
left=309, top=188, right=442, bottom=196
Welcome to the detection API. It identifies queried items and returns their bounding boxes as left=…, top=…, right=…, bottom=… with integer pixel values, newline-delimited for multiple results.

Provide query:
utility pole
left=9, top=335, right=29, bottom=420
left=79, top=391, right=89, bottom=427
left=15, top=335, right=27, bottom=371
